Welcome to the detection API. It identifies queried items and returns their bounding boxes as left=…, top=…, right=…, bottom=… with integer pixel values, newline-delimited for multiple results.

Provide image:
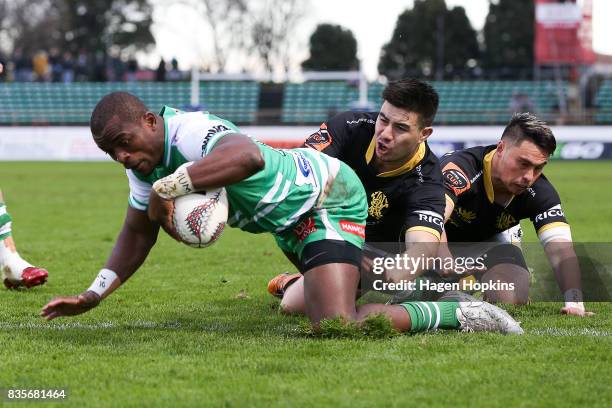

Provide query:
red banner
left=535, top=0, right=595, bottom=64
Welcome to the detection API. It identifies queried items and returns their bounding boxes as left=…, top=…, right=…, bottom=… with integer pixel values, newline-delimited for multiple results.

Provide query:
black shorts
left=299, top=239, right=362, bottom=273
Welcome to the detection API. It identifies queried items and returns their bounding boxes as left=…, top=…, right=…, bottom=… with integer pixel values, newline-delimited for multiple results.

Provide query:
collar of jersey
left=483, top=147, right=517, bottom=207
left=483, top=148, right=496, bottom=203
left=159, top=106, right=181, bottom=168
left=365, top=138, right=426, bottom=177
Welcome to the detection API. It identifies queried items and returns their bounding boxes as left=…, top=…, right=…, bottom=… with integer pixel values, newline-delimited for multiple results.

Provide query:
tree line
left=0, top=0, right=534, bottom=80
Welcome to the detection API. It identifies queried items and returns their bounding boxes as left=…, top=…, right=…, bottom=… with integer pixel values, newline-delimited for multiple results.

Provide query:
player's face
left=374, top=102, right=432, bottom=168
left=99, top=113, right=164, bottom=175
left=496, top=139, right=549, bottom=194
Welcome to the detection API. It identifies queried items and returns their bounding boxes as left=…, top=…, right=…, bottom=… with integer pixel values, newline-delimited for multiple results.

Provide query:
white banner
left=1, top=126, right=612, bottom=161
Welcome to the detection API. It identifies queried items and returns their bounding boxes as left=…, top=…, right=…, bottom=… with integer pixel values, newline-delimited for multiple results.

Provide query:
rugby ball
left=172, top=189, right=228, bottom=248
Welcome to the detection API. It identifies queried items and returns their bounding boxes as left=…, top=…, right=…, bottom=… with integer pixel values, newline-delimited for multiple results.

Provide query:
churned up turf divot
left=298, top=314, right=400, bottom=339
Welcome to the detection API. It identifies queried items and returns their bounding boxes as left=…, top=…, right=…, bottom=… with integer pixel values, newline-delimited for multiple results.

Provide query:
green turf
left=0, top=161, right=610, bottom=407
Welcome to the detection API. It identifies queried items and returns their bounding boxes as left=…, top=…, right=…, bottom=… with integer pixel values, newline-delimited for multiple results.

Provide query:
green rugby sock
left=0, top=203, right=12, bottom=240
left=400, top=301, right=461, bottom=332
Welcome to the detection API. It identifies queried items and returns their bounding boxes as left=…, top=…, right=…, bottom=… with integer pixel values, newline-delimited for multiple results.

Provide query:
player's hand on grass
left=148, top=191, right=181, bottom=241
left=41, top=291, right=101, bottom=320
left=560, top=305, right=595, bottom=317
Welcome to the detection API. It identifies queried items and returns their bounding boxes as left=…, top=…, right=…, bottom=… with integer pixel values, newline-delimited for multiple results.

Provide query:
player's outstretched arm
left=544, top=239, right=594, bottom=317
left=382, top=230, right=440, bottom=284
left=41, top=207, right=160, bottom=320
left=153, top=134, right=264, bottom=200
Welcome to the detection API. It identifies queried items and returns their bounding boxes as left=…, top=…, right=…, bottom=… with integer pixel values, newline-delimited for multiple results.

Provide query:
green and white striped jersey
left=127, top=106, right=342, bottom=234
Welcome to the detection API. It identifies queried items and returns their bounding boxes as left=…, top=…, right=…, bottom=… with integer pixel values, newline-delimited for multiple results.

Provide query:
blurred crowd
left=0, top=49, right=183, bottom=83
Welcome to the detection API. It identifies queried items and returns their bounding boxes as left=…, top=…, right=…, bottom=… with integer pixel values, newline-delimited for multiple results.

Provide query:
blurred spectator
left=167, top=57, right=181, bottom=81
left=33, top=51, right=50, bottom=82
left=92, top=51, right=107, bottom=82
left=509, top=91, right=535, bottom=114
left=49, top=48, right=64, bottom=82
left=0, top=56, right=5, bottom=81
left=108, top=52, right=125, bottom=82
left=156, top=58, right=166, bottom=82
left=75, top=50, right=89, bottom=82
left=126, top=58, right=138, bottom=82
left=14, top=49, right=33, bottom=82
left=62, top=52, right=74, bottom=83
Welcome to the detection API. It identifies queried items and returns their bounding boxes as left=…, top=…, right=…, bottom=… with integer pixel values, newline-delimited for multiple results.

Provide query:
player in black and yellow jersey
left=269, top=79, right=447, bottom=314
left=439, top=113, right=593, bottom=317
left=304, top=112, right=445, bottom=245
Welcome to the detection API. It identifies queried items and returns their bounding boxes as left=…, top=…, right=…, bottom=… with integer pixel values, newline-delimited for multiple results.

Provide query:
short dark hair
left=382, top=78, right=439, bottom=127
left=90, top=91, right=148, bottom=151
left=501, top=113, right=556, bottom=156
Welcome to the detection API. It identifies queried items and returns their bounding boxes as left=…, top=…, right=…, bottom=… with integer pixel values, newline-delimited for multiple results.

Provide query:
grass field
left=1, top=161, right=611, bottom=407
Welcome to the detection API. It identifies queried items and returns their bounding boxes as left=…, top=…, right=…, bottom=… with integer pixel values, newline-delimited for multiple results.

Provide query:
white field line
left=0, top=321, right=184, bottom=330
left=0, top=322, right=609, bottom=336
left=529, top=327, right=611, bottom=337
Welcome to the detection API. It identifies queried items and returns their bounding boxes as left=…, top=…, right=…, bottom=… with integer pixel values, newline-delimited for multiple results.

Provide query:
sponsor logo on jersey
left=368, top=191, right=389, bottom=220
left=345, top=118, right=375, bottom=125
left=534, top=204, right=565, bottom=223
left=339, top=220, right=366, bottom=238
left=495, top=212, right=517, bottom=230
left=416, top=164, right=424, bottom=183
left=296, top=153, right=311, bottom=177
left=456, top=207, right=477, bottom=223
left=442, top=162, right=471, bottom=196
left=304, top=124, right=332, bottom=151
left=415, top=210, right=444, bottom=229
left=293, top=217, right=317, bottom=241
left=201, top=124, right=230, bottom=155
left=290, top=152, right=317, bottom=188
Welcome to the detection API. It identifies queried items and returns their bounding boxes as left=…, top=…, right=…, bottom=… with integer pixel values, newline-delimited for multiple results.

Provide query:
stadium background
left=1, top=0, right=611, bottom=407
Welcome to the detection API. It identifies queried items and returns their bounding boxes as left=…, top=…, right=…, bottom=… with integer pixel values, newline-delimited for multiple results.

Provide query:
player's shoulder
left=440, top=145, right=492, bottom=188
left=162, top=106, right=235, bottom=127
left=413, top=142, right=443, bottom=181
left=305, top=111, right=377, bottom=153
left=523, top=173, right=561, bottom=204
left=422, top=142, right=441, bottom=166
left=327, top=111, right=377, bottom=134
left=331, top=110, right=378, bottom=124
left=440, top=145, right=490, bottom=170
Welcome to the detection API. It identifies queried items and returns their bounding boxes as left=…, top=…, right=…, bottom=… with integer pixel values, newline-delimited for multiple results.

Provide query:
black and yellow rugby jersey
left=441, top=145, right=569, bottom=242
left=304, top=111, right=445, bottom=243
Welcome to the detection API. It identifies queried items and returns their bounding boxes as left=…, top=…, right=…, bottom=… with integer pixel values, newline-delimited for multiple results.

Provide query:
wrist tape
left=152, top=167, right=194, bottom=199
left=87, top=268, right=119, bottom=298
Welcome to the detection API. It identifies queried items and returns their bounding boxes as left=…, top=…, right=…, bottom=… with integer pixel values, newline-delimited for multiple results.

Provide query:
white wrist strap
left=152, top=167, right=194, bottom=199
left=87, top=268, right=119, bottom=297
left=564, top=288, right=584, bottom=310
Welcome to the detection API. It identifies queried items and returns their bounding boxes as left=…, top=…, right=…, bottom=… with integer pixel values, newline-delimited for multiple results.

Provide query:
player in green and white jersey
left=41, top=92, right=523, bottom=334
left=123, top=105, right=365, bottom=256
left=0, top=189, right=49, bottom=289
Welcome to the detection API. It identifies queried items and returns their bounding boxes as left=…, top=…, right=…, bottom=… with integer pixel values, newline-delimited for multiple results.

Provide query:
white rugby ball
left=172, top=189, right=228, bottom=248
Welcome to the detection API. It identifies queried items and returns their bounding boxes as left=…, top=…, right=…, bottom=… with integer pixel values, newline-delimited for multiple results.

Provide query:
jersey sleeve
left=302, top=112, right=354, bottom=160
left=403, top=172, right=446, bottom=240
left=440, top=152, right=476, bottom=205
left=127, top=170, right=152, bottom=211
left=529, top=177, right=570, bottom=237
